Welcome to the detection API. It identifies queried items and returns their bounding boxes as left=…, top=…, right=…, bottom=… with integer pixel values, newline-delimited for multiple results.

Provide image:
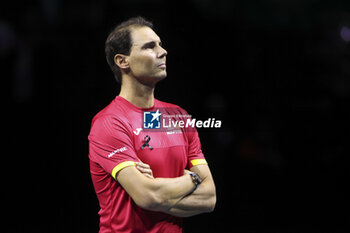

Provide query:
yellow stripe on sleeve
left=190, top=159, right=208, bottom=167
left=111, top=161, right=136, bottom=179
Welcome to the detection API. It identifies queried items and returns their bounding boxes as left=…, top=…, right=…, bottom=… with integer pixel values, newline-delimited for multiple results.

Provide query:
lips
left=157, top=62, right=166, bottom=68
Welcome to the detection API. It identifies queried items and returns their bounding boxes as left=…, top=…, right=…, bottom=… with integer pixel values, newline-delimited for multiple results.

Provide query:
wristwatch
left=188, top=172, right=202, bottom=191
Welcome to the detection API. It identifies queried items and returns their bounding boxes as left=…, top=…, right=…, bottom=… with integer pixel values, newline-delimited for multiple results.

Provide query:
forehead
left=130, top=26, right=161, bottom=46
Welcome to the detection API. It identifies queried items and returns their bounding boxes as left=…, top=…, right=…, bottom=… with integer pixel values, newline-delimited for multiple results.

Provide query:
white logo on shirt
left=108, top=146, right=127, bottom=158
left=133, top=128, right=142, bottom=135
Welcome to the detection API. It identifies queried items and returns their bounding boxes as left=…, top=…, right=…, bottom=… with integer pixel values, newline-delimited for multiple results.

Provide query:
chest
left=132, top=129, right=189, bottom=178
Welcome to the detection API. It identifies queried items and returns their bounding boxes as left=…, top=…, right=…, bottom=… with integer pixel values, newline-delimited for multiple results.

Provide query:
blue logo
left=143, top=110, right=161, bottom=129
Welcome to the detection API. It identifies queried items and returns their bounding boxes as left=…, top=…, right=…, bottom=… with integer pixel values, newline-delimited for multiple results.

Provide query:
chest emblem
left=140, top=135, right=153, bottom=150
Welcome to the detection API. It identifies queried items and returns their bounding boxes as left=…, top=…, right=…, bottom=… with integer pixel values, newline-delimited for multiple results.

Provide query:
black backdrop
left=3, top=0, right=349, bottom=232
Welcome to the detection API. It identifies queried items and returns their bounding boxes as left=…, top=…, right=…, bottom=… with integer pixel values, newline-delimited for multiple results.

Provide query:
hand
left=136, top=161, right=154, bottom=179
left=183, top=169, right=191, bottom=175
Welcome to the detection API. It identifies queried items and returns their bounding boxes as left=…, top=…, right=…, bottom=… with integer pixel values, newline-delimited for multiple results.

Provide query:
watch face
left=190, top=172, right=201, bottom=185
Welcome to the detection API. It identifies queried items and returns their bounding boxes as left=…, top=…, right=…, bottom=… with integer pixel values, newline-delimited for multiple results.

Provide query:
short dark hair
left=105, top=16, right=153, bottom=83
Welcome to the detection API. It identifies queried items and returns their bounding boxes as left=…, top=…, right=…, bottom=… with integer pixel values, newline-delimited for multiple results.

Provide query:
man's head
left=105, top=17, right=167, bottom=85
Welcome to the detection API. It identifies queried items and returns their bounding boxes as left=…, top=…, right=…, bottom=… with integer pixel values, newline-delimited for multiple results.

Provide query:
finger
left=136, top=166, right=148, bottom=173
left=136, top=165, right=153, bottom=176
left=144, top=174, right=154, bottom=179
left=136, top=161, right=154, bottom=179
left=136, top=162, right=150, bottom=169
left=136, top=163, right=149, bottom=171
left=137, top=169, right=154, bottom=179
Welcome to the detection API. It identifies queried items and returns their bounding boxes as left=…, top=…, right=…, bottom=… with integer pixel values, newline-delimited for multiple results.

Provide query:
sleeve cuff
left=190, top=159, right=208, bottom=167
left=111, top=161, right=136, bottom=179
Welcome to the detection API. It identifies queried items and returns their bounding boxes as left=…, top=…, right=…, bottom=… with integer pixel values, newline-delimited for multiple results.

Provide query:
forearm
left=135, top=161, right=195, bottom=204
left=161, top=164, right=216, bottom=217
left=151, top=174, right=196, bottom=211
left=118, top=164, right=215, bottom=215
left=117, top=166, right=196, bottom=212
left=165, top=178, right=216, bottom=217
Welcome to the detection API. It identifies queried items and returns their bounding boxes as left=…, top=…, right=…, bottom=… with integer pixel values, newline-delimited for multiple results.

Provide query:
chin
left=151, top=75, right=166, bottom=85
left=138, top=74, right=167, bottom=86
left=154, top=71, right=167, bottom=80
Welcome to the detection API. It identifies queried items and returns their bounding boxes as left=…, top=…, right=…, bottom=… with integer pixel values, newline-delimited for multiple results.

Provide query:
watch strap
left=188, top=171, right=202, bottom=191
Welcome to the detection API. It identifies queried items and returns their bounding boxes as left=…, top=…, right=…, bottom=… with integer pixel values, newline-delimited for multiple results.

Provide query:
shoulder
left=92, top=97, right=133, bottom=124
left=90, top=101, right=131, bottom=136
left=155, top=99, right=189, bottom=114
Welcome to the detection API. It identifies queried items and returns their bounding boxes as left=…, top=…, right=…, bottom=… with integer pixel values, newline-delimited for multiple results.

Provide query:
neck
left=119, top=75, right=155, bottom=108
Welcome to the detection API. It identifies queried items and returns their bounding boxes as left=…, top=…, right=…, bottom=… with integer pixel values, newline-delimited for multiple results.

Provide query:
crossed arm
left=116, top=162, right=216, bottom=217
left=164, top=164, right=216, bottom=217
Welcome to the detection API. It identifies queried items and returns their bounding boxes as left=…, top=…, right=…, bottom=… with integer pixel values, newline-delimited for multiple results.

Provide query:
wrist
left=188, top=172, right=202, bottom=191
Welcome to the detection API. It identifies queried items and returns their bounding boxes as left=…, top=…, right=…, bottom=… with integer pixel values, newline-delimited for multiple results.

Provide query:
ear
left=114, top=54, right=130, bottom=70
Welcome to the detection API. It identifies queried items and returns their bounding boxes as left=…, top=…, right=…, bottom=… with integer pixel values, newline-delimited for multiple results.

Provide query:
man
left=88, top=17, right=216, bottom=233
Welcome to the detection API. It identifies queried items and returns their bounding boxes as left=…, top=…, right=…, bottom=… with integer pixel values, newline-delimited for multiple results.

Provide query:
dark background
left=3, top=0, right=349, bottom=232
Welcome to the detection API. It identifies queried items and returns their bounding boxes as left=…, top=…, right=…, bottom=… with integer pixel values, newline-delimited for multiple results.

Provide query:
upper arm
left=89, top=115, right=157, bottom=209
left=89, top=115, right=139, bottom=175
left=89, top=116, right=163, bottom=211
left=190, top=164, right=216, bottom=213
left=183, top=110, right=216, bottom=197
left=190, top=164, right=216, bottom=194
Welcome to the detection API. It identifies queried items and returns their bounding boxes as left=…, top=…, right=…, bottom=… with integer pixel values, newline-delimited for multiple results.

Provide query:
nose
left=158, top=46, right=167, bottom=58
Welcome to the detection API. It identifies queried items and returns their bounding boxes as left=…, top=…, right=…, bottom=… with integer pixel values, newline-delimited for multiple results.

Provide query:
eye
left=142, top=42, right=156, bottom=50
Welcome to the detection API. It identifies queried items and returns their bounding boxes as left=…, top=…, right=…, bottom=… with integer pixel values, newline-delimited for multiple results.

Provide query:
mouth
left=157, top=62, right=166, bottom=69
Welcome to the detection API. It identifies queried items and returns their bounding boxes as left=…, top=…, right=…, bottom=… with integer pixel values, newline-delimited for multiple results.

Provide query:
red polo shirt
left=88, top=96, right=207, bottom=233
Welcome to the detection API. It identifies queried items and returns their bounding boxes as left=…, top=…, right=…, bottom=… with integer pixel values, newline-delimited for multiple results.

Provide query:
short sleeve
left=186, top=127, right=208, bottom=169
left=88, top=115, right=138, bottom=179
left=175, top=107, right=208, bottom=169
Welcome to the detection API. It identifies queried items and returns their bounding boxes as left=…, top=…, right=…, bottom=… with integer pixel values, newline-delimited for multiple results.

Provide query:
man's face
left=127, top=26, right=167, bottom=85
